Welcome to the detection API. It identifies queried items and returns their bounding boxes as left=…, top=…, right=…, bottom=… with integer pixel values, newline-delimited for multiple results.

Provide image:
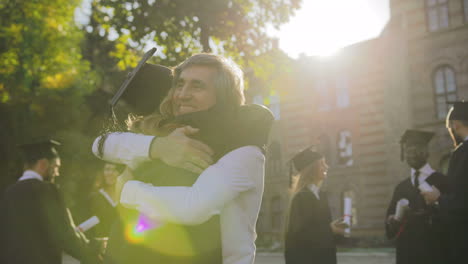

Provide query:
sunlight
left=273, top=0, right=388, bottom=57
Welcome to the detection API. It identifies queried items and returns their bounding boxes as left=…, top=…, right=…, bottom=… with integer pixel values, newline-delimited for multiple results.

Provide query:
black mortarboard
left=291, top=147, right=324, bottom=172
left=447, top=101, right=468, bottom=121
left=110, top=48, right=173, bottom=115
left=399, top=130, right=434, bottom=161
left=18, top=139, right=61, bottom=164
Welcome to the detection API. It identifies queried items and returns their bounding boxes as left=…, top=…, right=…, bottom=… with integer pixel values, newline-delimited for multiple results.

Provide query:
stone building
left=255, top=0, right=468, bottom=246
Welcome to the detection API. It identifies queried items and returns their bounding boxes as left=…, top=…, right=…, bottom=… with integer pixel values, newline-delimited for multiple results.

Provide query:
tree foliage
left=88, top=0, right=301, bottom=66
left=0, top=0, right=99, bottom=198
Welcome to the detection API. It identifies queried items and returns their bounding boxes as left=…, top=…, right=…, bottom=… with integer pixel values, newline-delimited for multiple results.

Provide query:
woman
left=94, top=54, right=274, bottom=264
left=86, top=162, right=123, bottom=238
left=284, top=149, right=346, bottom=264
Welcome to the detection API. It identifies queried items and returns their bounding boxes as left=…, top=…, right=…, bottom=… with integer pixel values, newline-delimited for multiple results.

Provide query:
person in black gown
left=385, top=130, right=448, bottom=264
left=422, top=101, right=468, bottom=263
left=284, top=148, right=347, bottom=264
left=1, top=139, right=98, bottom=264
left=85, top=162, right=123, bottom=239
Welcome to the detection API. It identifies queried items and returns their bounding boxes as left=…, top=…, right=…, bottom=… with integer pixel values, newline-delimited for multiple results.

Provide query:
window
left=269, top=94, right=281, bottom=120
left=335, top=77, right=350, bottom=108
left=316, top=80, right=331, bottom=111
left=337, top=130, right=353, bottom=166
left=253, top=94, right=280, bottom=120
left=426, top=0, right=449, bottom=32
left=271, top=196, right=282, bottom=231
left=433, top=66, right=457, bottom=119
left=253, top=95, right=263, bottom=105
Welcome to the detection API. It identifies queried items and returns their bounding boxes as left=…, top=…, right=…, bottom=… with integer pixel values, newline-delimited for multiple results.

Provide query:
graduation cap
left=291, top=147, right=324, bottom=172
left=110, top=48, right=173, bottom=115
left=399, top=130, right=434, bottom=161
left=18, top=139, right=61, bottom=164
left=447, top=101, right=468, bottom=121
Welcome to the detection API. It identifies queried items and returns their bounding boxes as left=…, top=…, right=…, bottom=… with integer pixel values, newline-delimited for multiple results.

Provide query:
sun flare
left=273, top=0, right=388, bottom=57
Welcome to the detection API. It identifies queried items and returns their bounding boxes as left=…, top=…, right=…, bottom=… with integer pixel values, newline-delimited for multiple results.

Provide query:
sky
left=270, top=0, right=390, bottom=58
left=75, top=0, right=390, bottom=58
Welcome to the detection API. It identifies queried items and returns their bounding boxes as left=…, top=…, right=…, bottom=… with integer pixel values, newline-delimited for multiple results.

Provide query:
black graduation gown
left=385, top=172, right=448, bottom=264
left=284, top=188, right=337, bottom=264
left=1, top=179, right=97, bottom=264
left=104, top=105, right=274, bottom=264
left=438, top=140, right=468, bottom=262
left=87, top=189, right=118, bottom=238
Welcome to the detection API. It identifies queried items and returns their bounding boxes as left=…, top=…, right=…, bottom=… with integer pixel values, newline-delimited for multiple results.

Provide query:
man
left=422, top=101, right=468, bottom=262
left=93, top=54, right=272, bottom=264
left=385, top=130, right=447, bottom=264
left=1, top=139, right=98, bottom=264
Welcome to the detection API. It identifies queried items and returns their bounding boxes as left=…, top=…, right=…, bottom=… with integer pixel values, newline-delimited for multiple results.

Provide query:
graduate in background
left=422, top=101, right=468, bottom=262
left=1, top=139, right=99, bottom=264
left=284, top=148, right=347, bottom=264
left=385, top=130, right=447, bottom=264
left=84, top=162, right=124, bottom=238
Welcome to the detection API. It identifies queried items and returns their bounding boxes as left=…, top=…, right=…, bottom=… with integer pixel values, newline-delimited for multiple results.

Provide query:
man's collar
left=410, top=163, right=434, bottom=185
left=18, top=170, right=43, bottom=182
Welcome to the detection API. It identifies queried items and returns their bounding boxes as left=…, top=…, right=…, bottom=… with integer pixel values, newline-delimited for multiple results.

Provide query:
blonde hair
left=128, top=53, right=245, bottom=135
left=290, top=159, right=321, bottom=194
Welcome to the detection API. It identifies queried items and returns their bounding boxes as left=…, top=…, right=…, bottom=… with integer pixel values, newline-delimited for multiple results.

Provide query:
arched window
left=337, top=130, right=353, bottom=166
left=426, top=0, right=449, bottom=32
left=433, top=66, right=457, bottom=119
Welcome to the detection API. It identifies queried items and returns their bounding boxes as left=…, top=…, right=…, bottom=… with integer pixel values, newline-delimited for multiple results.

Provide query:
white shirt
left=307, top=184, right=320, bottom=199
left=18, top=170, right=43, bottom=182
left=92, top=133, right=265, bottom=264
left=410, top=163, right=435, bottom=187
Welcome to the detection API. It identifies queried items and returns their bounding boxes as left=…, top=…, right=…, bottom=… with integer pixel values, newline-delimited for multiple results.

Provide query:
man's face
left=404, top=144, right=428, bottom=170
left=172, top=66, right=217, bottom=116
left=44, top=158, right=61, bottom=182
left=103, top=163, right=119, bottom=186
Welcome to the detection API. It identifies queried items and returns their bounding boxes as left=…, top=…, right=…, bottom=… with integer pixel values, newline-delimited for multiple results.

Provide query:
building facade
left=256, top=0, right=468, bottom=246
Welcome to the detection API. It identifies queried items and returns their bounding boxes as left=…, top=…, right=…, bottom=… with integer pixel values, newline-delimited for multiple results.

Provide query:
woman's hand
left=330, top=218, right=349, bottom=236
left=150, top=126, right=214, bottom=174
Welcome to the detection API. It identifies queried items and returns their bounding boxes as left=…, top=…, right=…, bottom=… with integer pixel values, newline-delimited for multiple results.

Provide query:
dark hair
left=23, top=148, right=59, bottom=167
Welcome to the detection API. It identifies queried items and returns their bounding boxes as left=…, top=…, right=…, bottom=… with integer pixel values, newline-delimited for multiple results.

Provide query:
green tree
left=0, top=0, right=98, bottom=201
left=87, top=0, right=301, bottom=66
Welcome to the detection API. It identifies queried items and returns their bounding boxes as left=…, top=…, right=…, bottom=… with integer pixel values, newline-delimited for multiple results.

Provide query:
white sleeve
left=120, top=146, right=265, bottom=225
left=91, top=132, right=154, bottom=169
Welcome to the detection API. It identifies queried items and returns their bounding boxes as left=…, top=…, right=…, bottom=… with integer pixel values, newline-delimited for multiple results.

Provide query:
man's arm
left=120, top=146, right=264, bottom=225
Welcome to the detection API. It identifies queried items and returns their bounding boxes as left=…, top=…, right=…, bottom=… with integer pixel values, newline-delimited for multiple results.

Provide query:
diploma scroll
left=343, top=197, right=352, bottom=237
left=76, top=216, right=100, bottom=232
left=395, top=198, right=409, bottom=221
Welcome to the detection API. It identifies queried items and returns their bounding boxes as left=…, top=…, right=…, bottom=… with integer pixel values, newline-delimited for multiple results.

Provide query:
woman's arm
left=92, top=127, right=213, bottom=172
left=92, top=132, right=154, bottom=169
left=120, top=146, right=265, bottom=225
